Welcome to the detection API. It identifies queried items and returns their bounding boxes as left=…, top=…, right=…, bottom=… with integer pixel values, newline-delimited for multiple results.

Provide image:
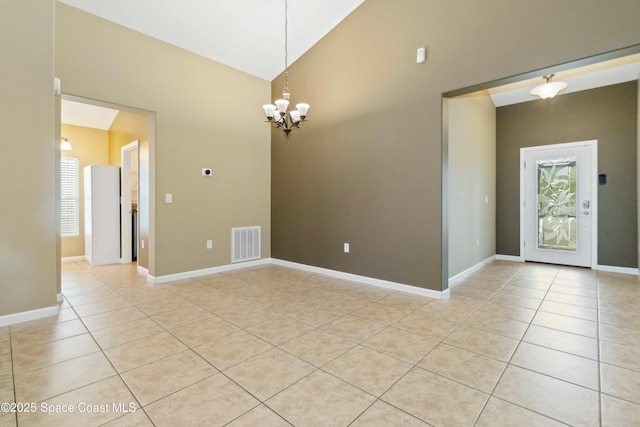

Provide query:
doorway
left=121, top=140, right=139, bottom=264
left=521, top=141, right=598, bottom=267
left=60, top=94, right=154, bottom=274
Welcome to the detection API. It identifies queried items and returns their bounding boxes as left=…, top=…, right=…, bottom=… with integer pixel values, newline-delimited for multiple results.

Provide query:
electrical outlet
left=206, top=240, right=213, bottom=249
left=165, top=193, right=173, bottom=203
left=344, top=243, right=350, bottom=253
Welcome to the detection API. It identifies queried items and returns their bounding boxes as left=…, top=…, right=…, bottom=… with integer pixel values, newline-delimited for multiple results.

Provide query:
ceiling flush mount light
left=60, top=137, right=73, bottom=151
left=530, top=74, right=568, bottom=100
left=262, top=0, right=309, bottom=137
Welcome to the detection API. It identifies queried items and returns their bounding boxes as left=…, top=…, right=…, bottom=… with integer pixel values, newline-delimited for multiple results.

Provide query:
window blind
left=61, top=157, right=79, bottom=237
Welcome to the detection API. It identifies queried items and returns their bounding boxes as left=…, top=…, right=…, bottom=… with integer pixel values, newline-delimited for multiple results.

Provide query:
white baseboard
left=0, top=305, right=60, bottom=327
left=150, top=257, right=449, bottom=298
left=448, top=255, right=496, bottom=288
left=61, top=256, right=86, bottom=262
left=137, top=266, right=149, bottom=278
left=596, top=265, right=639, bottom=275
left=148, top=258, right=272, bottom=284
left=495, top=255, right=524, bottom=262
left=271, top=258, right=449, bottom=299
left=57, top=293, right=63, bottom=303
left=490, top=257, right=638, bottom=275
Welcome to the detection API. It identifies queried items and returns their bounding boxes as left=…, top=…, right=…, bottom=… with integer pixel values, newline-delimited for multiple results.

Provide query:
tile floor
left=1, top=260, right=639, bottom=426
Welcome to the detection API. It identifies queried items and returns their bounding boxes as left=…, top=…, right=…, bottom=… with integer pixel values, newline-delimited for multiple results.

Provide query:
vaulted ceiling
left=58, top=0, right=366, bottom=81
left=58, top=0, right=639, bottom=127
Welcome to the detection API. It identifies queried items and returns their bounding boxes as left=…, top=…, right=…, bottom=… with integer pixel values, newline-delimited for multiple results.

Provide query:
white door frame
left=520, top=140, right=598, bottom=268
left=121, top=140, right=139, bottom=264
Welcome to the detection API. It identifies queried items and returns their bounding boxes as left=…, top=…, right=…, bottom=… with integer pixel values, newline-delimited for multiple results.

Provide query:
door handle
left=581, top=211, right=590, bottom=215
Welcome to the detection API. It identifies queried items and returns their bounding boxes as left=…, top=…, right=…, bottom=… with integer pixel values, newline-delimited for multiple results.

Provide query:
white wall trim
left=596, top=265, right=639, bottom=275
left=57, top=293, right=64, bottom=303
left=271, top=258, right=450, bottom=299
left=449, top=255, right=496, bottom=288
left=121, top=140, right=139, bottom=265
left=147, top=257, right=449, bottom=298
left=148, top=258, right=272, bottom=284
left=495, top=254, right=524, bottom=262
left=0, top=305, right=60, bottom=327
left=61, top=256, right=86, bottom=262
left=137, top=266, right=149, bottom=277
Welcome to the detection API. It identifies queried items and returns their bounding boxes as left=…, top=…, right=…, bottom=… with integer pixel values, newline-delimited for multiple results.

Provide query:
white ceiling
left=61, top=99, right=119, bottom=130
left=57, top=0, right=366, bottom=81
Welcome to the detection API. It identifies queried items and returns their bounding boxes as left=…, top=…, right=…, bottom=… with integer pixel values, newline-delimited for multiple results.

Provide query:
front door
left=522, top=141, right=597, bottom=267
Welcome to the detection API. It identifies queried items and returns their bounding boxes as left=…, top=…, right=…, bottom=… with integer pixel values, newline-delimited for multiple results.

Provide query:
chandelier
left=530, top=74, right=568, bottom=100
left=262, top=0, right=309, bottom=136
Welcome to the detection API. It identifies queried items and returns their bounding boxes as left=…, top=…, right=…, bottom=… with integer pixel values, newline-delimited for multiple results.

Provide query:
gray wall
left=271, top=0, right=640, bottom=290
left=496, top=82, right=638, bottom=268
left=448, top=94, right=496, bottom=278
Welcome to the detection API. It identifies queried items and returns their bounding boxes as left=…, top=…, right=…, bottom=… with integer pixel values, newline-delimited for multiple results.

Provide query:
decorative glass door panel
left=536, top=157, right=577, bottom=251
left=523, top=142, right=596, bottom=268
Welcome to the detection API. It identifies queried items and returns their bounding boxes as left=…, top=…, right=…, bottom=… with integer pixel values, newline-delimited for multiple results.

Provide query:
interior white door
left=522, top=141, right=596, bottom=267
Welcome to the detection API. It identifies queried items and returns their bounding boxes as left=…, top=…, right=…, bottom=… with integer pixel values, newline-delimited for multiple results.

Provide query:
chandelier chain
left=284, top=0, right=288, bottom=70
left=284, top=0, right=289, bottom=93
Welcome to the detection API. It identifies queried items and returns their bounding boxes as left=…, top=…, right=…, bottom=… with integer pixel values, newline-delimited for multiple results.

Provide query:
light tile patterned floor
left=1, top=260, right=640, bottom=426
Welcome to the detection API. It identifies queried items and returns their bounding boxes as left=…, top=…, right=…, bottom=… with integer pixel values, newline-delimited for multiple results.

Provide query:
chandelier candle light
left=262, top=0, right=309, bottom=136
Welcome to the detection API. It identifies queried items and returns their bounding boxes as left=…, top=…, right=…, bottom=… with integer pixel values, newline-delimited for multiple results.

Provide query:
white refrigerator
left=84, top=165, right=120, bottom=265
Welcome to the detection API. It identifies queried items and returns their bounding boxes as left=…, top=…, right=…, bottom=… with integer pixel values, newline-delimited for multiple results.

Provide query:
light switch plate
left=417, top=47, right=426, bottom=64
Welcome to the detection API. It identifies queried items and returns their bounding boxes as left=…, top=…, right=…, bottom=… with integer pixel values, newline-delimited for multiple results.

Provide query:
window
left=61, top=157, right=79, bottom=237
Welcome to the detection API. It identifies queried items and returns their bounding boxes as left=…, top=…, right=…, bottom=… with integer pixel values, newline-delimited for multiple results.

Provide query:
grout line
left=596, top=268, right=603, bottom=427
left=472, top=264, right=560, bottom=426
left=68, top=264, right=156, bottom=426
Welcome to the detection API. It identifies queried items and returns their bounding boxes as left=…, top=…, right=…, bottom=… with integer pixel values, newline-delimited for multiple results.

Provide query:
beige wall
left=448, top=94, right=496, bottom=278
left=108, top=110, right=150, bottom=269
left=108, top=111, right=147, bottom=167
left=55, top=3, right=271, bottom=277
left=0, top=0, right=57, bottom=316
left=60, top=124, right=109, bottom=258
left=271, top=0, right=640, bottom=291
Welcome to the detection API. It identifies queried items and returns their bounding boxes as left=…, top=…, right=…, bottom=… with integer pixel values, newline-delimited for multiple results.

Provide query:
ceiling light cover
left=530, top=74, right=568, bottom=99
left=61, top=138, right=73, bottom=151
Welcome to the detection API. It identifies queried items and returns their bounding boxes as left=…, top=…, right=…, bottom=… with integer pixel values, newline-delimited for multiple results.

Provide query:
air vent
left=231, top=226, right=261, bottom=263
